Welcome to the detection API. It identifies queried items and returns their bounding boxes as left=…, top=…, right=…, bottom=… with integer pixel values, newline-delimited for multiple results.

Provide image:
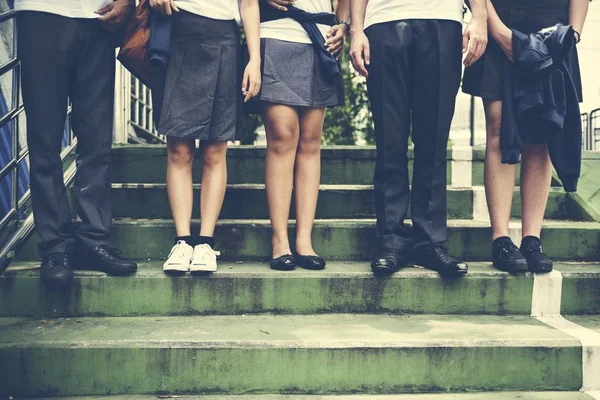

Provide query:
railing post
left=113, top=59, right=131, bottom=144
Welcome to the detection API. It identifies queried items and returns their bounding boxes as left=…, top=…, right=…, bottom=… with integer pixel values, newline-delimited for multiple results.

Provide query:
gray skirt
left=260, top=38, right=342, bottom=108
left=159, top=11, right=242, bottom=141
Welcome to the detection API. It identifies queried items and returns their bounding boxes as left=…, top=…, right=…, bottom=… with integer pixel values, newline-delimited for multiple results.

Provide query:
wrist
left=350, top=25, right=364, bottom=36
left=492, top=25, right=511, bottom=42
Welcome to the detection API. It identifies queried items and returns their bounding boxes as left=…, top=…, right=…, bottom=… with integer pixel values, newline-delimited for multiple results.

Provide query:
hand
left=149, top=0, right=180, bottom=16
left=266, top=0, right=295, bottom=11
left=494, top=26, right=514, bottom=62
left=96, top=0, right=134, bottom=31
left=325, top=24, right=347, bottom=60
left=242, top=59, right=261, bottom=103
left=462, top=14, right=488, bottom=67
left=349, top=29, right=370, bottom=77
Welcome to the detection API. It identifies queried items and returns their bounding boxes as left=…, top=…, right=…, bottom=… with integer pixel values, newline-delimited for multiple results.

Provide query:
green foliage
left=323, top=44, right=374, bottom=145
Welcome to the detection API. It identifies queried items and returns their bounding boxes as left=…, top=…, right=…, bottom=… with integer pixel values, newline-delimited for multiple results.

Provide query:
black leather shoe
left=520, top=236, right=553, bottom=273
left=75, top=245, right=137, bottom=275
left=270, top=254, right=296, bottom=271
left=295, top=254, right=326, bottom=270
left=40, top=253, right=74, bottom=285
left=371, top=248, right=408, bottom=274
left=492, top=236, right=528, bottom=273
left=412, top=244, right=468, bottom=277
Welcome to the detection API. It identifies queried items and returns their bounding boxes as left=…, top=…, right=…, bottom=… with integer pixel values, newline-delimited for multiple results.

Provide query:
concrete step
left=2, top=262, right=598, bottom=318
left=109, top=184, right=582, bottom=221
left=16, top=219, right=600, bottom=262
left=110, top=145, right=456, bottom=185
left=109, top=145, right=568, bottom=187
left=0, top=314, right=583, bottom=396
left=14, top=394, right=597, bottom=400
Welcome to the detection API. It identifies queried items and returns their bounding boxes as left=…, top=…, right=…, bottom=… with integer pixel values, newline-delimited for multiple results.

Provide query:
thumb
left=96, top=2, right=113, bottom=14
left=462, top=30, right=469, bottom=53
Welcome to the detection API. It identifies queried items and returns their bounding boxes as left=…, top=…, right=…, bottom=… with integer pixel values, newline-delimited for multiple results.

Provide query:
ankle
left=295, top=243, right=317, bottom=256
left=272, top=237, right=292, bottom=258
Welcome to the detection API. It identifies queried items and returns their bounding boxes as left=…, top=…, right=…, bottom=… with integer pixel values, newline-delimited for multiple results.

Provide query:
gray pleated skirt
left=159, top=11, right=242, bottom=141
left=260, top=38, right=342, bottom=108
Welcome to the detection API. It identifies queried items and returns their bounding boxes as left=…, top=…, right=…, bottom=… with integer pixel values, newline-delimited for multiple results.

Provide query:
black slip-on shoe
left=40, top=253, right=74, bottom=286
left=520, top=236, right=553, bottom=273
left=371, top=248, right=409, bottom=275
left=295, top=255, right=326, bottom=270
left=270, top=254, right=296, bottom=271
left=412, top=244, right=468, bottom=277
left=492, top=236, right=529, bottom=273
left=75, top=245, right=137, bottom=275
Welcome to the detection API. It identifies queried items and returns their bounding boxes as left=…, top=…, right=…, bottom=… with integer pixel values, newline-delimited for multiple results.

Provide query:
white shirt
left=260, top=0, right=333, bottom=44
left=174, top=0, right=240, bottom=22
left=14, top=0, right=111, bottom=18
left=364, top=0, right=464, bottom=29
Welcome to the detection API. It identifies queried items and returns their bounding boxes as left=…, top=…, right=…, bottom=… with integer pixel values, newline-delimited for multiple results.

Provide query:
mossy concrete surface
left=0, top=262, right=536, bottom=317
left=560, top=264, right=600, bottom=315
left=15, top=219, right=600, bottom=262
left=0, top=314, right=582, bottom=396
left=16, top=393, right=597, bottom=400
left=109, top=185, right=473, bottom=220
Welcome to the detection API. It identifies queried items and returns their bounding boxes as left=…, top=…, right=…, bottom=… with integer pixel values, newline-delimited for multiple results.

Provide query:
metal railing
left=0, top=7, right=77, bottom=275
left=114, top=63, right=164, bottom=144
left=589, top=108, right=600, bottom=151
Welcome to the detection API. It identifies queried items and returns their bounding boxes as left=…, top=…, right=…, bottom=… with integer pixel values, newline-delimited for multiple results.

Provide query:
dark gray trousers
left=365, top=19, right=463, bottom=251
left=18, top=11, right=115, bottom=257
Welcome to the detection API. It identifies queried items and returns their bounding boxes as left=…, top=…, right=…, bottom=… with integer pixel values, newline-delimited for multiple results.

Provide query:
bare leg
left=294, top=107, right=325, bottom=256
left=264, top=103, right=300, bottom=258
left=167, top=136, right=195, bottom=237
left=521, top=144, right=552, bottom=238
left=483, top=99, right=516, bottom=240
left=199, top=141, right=228, bottom=237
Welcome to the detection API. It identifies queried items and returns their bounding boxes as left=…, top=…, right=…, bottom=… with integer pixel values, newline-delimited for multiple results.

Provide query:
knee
left=201, top=143, right=227, bottom=167
left=298, top=134, right=321, bottom=156
left=168, top=142, right=194, bottom=166
left=268, top=129, right=297, bottom=156
left=486, top=117, right=502, bottom=151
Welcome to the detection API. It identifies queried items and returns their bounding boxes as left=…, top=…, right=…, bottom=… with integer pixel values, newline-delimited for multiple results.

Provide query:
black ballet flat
left=270, top=254, right=296, bottom=271
left=295, top=254, right=326, bottom=270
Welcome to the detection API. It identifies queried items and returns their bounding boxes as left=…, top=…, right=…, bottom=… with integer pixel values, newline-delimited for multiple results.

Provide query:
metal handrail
left=590, top=108, right=600, bottom=151
left=0, top=8, right=77, bottom=276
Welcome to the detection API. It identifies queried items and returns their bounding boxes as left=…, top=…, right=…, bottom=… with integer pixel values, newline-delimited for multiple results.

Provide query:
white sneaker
left=190, top=243, right=220, bottom=272
left=163, top=240, right=193, bottom=272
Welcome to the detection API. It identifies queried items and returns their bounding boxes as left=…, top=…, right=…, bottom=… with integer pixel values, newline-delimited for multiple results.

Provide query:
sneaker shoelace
left=499, top=240, right=519, bottom=254
left=169, top=241, right=192, bottom=261
left=524, top=240, right=543, bottom=254
left=194, top=244, right=220, bottom=263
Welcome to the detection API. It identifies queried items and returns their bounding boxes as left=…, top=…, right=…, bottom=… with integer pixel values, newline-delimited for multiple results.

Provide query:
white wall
left=579, top=1, right=600, bottom=114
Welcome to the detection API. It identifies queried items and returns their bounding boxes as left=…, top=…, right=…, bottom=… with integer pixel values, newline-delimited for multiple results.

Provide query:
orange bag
left=117, top=0, right=152, bottom=86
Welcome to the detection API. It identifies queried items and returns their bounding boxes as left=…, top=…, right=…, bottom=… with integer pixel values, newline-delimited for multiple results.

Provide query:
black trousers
left=18, top=12, right=116, bottom=257
left=365, top=19, right=462, bottom=250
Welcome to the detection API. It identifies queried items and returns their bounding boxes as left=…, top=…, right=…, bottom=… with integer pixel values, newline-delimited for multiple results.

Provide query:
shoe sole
left=528, top=260, right=554, bottom=273
left=371, top=261, right=404, bottom=274
left=163, top=264, right=190, bottom=273
left=494, top=260, right=529, bottom=273
left=190, top=264, right=217, bottom=273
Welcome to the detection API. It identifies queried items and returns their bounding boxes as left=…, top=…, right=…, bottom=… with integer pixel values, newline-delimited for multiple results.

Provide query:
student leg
left=264, top=103, right=300, bottom=263
left=294, top=107, right=326, bottom=269
left=364, top=21, right=412, bottom=273
left=519, top=143, right=553, bottom=272
left=483, top=99, right=528, bottom=272
left=167, top=137, right=195, bottom=238
left=163, top=136, right=196, bottom=272
left=520, top=144, right=552, bottom=238
left=483, top=99, right=515, bottom=239
left=198, top=141, right=228, bottom=239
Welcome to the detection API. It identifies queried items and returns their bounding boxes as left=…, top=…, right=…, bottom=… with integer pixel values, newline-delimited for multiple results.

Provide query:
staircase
left=1, top=145, right=599, bottom=399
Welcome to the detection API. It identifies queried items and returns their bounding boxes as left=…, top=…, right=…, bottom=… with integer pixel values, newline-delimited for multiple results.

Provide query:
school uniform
left=260, top=0, right=342, bottom=108
left=364, top=0, right=464, bottom=251
left=158, top=0, right=243, bottom=141
left=15, top=0, right=116, bottom=257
